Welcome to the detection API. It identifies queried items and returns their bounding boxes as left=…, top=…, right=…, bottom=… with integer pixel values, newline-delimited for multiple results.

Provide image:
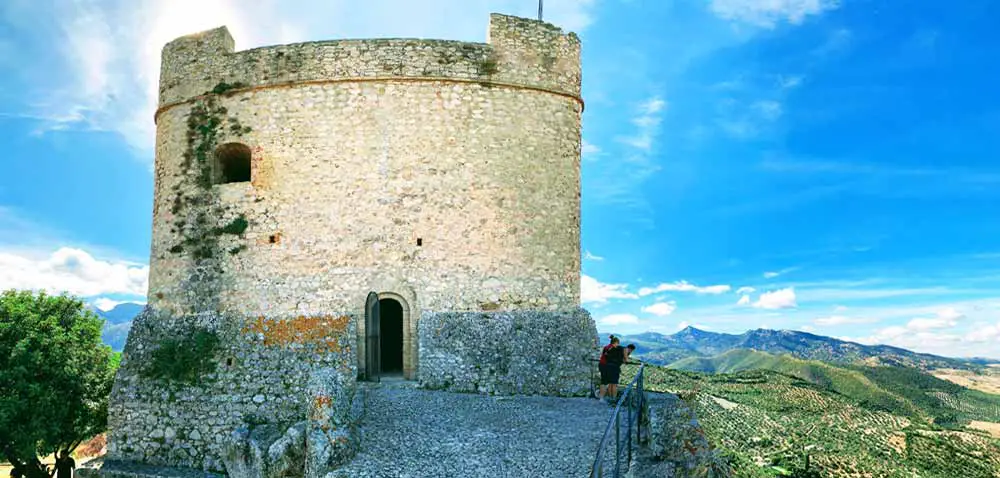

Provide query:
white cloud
left=799, top=325, right=816, bottom=332
left=599, top=314, right=639, bottom=326
left=584, top=250, right=605, bottom=261
left=8, top=0, right=600, bottom=157
left=737, top=294, right=751, bottom=306
left=710, top=0, right=840, bottom=28
left=965, top=322, right=1000, bottom=343
left=581, top=274, right=638, bottom=304
left=642, top=301, right=677, bottom=317
left=638, top=281, right=731, bottom=296
left=844, top=307, right=995, bottom=357
left=616, top=96, right=666, bottom=151
left=905, top=308, right=965, bottom=331
left=0, top=247, right=149, bottom=298
left=753, top=288, right=797, bottom=309
left=582, top=140, right=601, bottom=159
left=736, top=286, right=756, bottom=294
left=813, top=315, right=878, bottom=326
left=92, top=297, right=145, bottom=311
left=833, top=305, right=848, bottom=312
left=763, top=271, right=780, bottom=279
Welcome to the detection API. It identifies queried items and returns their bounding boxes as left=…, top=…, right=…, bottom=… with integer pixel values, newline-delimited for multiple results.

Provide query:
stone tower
left=105, top=13, right=597, bottom=474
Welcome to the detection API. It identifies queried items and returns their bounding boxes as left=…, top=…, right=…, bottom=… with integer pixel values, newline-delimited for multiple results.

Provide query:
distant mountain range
left=605, top=326, right=996, bottom=370
left=86, top=302, right=144, bottom=351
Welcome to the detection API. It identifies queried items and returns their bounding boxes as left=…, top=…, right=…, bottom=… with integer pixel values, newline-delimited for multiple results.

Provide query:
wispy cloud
left=638, top=281, right=731, bottom=296
left=586, top=94, right=666, bottom=227
left=584, top=250, right=605, bottom=261
left=763, top=267, right=799, bottom=279
left=600, top=313, right=639, bottom=326
left=581, top=140, right=602, bottom=160
left=709, top=0, right=841, bottom=28
left=813, top=315, right=878, bottom=326
left=777, top=74, right=804, bottom=89
left=761, top=158, right=1000, bottom=185
left=615, top=96, right=666, bottom=151
left=581, top=274, right=637, bottom=305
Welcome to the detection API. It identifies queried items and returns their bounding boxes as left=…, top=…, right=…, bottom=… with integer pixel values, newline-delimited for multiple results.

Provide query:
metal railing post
left=590, top=363, right=646, bottom=478
left=614, top=409, right=621, bottom=476
left=627, top=395, right=633, bottom=466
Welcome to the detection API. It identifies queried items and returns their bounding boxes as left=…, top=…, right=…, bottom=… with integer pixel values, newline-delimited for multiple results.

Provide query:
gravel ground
left=328, top=381, right=628, bottom=478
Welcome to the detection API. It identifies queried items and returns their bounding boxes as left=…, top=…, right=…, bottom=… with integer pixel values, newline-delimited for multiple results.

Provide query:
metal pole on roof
left=538, top=0, right=543, bottom=20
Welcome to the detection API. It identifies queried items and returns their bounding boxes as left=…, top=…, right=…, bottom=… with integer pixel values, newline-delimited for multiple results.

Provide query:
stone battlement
left=157, top=13, right=582, bottom=115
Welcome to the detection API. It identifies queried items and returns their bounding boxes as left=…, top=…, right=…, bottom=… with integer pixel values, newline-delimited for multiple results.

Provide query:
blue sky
left=1, top=0, right=998, bottom=358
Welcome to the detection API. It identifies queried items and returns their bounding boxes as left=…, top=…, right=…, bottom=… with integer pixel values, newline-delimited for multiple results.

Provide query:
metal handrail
left=590, top=362, right=646, bottom=478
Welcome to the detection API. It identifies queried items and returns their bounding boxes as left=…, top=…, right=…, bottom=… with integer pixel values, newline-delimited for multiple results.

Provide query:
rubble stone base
left=417, top=307, right=597, bottom=396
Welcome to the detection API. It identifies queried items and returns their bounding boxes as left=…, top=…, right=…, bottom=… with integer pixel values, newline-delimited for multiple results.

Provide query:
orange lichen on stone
left=314, top=394, right=332, bottom=409
left=242, top=314, right=351, bottom=352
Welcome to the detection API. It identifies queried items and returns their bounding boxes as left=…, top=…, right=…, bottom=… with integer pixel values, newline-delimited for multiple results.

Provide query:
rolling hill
left=609, top=326, right=988, bottom=370
left=620, top=362, right=1000, bottom=477
left=668, top=349, right=1000, bottom=425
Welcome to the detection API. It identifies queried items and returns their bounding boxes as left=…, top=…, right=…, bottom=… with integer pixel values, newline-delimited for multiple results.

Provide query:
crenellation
left=157, top=16, right=581, bottom=114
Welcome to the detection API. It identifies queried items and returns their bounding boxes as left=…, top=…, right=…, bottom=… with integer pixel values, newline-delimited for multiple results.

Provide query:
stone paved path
left=328, top=380, right=625, bottom=478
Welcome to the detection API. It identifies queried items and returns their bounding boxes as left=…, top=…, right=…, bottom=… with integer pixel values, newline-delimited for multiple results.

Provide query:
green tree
left=0, top=290, right=118, bottom=478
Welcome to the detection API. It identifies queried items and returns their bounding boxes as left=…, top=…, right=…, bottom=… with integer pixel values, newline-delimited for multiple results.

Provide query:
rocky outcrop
left=220, top=368, right=365, bottom=478
left=628, top=392, right=734, bottom=478
left=222, top=423, right=306, bottom=478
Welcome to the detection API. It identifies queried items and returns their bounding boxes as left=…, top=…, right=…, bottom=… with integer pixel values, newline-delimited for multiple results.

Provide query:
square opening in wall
left=416, top=238, right=422, bottom=246
left=214, top=143, right=252, bottom=184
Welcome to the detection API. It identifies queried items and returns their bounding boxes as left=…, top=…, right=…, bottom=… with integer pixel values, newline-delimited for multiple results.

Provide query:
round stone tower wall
left=148, top=14, right=583, bottom=321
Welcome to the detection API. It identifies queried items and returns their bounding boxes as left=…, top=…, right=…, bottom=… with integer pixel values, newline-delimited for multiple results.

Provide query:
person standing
left=597, top=335, right=619, bottom=401
left=53, top=450, right=75, bottom=478
left=624, top=343, right=636, bottom=363
left=603, top=338, right=625, bottom=405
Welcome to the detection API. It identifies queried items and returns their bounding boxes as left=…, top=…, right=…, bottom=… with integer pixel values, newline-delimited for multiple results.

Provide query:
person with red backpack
left=597, top=335, right=620, bottom=402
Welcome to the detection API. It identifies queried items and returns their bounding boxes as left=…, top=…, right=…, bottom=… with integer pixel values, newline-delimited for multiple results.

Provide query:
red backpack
left=599, top=343, right=614, bottom=366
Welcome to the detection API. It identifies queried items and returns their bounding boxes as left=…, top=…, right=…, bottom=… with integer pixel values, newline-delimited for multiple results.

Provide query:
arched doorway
left=378, top=298, right=404, bottom=376
left=360, top=291, right=414, bottom=382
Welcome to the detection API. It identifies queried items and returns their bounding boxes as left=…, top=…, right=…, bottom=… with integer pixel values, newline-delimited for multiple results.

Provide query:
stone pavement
left=328, top=380, right=623, bottom=478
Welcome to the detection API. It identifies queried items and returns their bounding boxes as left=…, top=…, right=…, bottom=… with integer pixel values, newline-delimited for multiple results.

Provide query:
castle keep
left=105, top=13, right=597, bottom=475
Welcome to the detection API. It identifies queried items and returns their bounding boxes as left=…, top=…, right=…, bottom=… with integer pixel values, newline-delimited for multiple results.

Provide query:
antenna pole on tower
left=538, top=0, right=543, bottom=21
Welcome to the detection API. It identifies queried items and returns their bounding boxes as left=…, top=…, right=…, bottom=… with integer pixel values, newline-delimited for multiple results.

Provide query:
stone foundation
left=416, top=308, right=597, bottom=396
left=104, top=307, right=358, bottom=473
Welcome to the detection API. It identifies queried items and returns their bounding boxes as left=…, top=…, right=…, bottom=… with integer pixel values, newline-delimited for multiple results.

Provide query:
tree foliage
left=0, top=290, right=118, bottom=478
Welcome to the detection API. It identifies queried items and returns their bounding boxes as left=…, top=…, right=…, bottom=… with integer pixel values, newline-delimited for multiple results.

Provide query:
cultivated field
left=933, top=367, right=1000, bottom=395
left=621, top=360, right=1000, bottom=477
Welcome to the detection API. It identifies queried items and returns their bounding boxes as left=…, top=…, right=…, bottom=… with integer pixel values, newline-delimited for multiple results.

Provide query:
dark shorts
left=599, top=363, right=621, bottom=385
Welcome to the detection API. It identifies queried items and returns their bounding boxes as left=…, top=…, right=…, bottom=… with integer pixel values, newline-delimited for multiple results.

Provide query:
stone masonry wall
left=109, top=13, right=587, bottom=474
left=417, top=308, right=597, bottom=396
left=105, top=308, right=358, bottom=472
left=147, top=13, right=583, bottom=319
left=157, top=14, right=580, bottom=108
